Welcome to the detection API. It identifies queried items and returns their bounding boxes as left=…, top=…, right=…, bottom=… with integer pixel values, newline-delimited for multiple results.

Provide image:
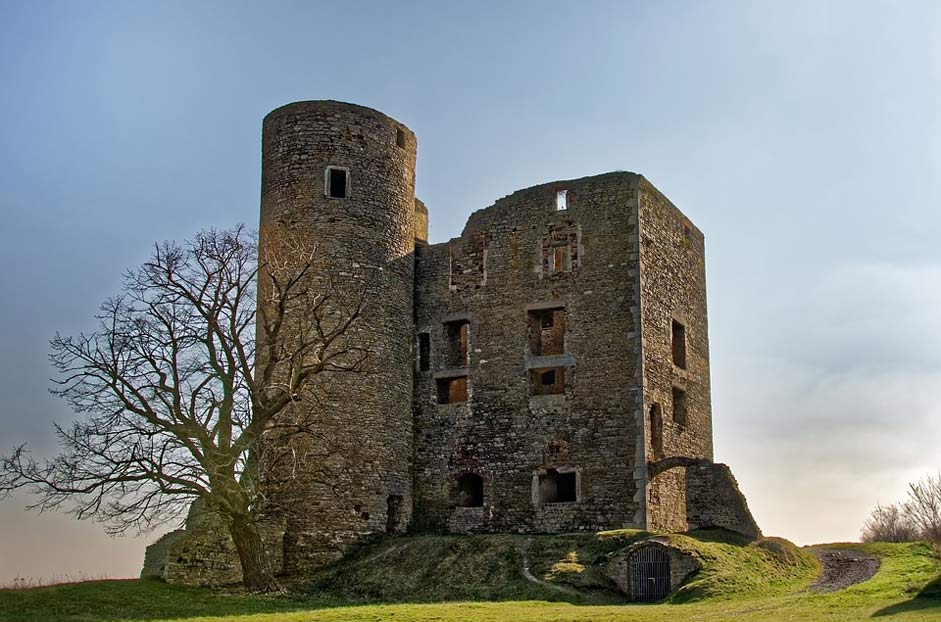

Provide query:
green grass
left=293, top=528, right=821, bottom=604
left=1, top=534, right=938, bottom=622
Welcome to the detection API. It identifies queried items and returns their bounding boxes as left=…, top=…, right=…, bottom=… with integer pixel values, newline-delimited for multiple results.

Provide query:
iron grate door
left=630, top=547, right=671, bottom=602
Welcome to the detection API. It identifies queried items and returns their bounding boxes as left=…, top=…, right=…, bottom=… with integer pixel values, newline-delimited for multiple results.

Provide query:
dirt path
left=809, top=548, right=880, bottom=593
left=516, top=539, right=585, bottom=599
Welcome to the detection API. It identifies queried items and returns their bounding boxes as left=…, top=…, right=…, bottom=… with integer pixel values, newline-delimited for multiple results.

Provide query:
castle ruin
left=143, top=100, right=759, bottom=585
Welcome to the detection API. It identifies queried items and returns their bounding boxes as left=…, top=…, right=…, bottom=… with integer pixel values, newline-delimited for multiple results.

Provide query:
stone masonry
left=145, top=100, right=760, bottom=584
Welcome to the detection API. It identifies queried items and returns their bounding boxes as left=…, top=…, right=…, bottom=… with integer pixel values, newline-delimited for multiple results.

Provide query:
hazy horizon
left=1, top=0, right=940, bottom=583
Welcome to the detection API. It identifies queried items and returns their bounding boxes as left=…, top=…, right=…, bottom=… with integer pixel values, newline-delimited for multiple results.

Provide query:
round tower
left=258, top=101, right=417, bottom=571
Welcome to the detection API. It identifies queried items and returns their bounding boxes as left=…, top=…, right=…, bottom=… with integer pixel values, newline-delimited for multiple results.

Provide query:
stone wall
left=686, top=462, right=761, bottom=539
left=142, top=499, right=285, bottom=586
left=637, top=177, right=713, bottom=531
left=606, top=538, right=701, bottom=599
left=140, top=530, right=187, bottom=580
left=257, top=101, right=417, bottom=573
left=143, top=100, right=760, bottom=585
left=412, top=172, right=645, bottom=534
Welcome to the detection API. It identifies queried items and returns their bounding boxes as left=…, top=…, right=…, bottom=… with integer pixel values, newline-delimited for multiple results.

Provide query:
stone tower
left=145, top=101, right=760, bottom=586
left=258, top=101, right=418, bottom=572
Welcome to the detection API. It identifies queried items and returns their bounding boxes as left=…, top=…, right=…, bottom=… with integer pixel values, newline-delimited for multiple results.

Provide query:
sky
left=0, top=0, right=939, bottom=583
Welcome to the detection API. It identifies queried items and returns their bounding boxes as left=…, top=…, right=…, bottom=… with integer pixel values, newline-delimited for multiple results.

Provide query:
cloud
left=713, top=261, right=941, bottom=544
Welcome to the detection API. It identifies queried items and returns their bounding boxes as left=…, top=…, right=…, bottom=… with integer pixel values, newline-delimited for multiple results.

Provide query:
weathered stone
left=144, top=100, right=760, bottom=586
left=607, top=539, right=701, bottom=600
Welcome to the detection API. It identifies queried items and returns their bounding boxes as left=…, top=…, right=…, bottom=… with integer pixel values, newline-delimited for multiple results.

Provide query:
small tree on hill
left=860, top=502, right=919, bottom=543
left=0, top=226, right=366, bottom=592
left=905, top=472, right=941, bottom=554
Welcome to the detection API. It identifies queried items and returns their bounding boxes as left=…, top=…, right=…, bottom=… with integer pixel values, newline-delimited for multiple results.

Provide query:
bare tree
left=860, top=502, right=919, bottom=543
left=0, top=226, right=365, bottom=592
left=905, top=472, right=941, bottom=553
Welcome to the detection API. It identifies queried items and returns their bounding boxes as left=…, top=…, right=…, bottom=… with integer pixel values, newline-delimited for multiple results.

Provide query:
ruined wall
left=647, top=467, right=687, bottom=532
left=412, top=172, right=645, bottom=533
left=145, top=500, right=284, bottom=586
left=637, top=177, right=713, bottom=532
left=140, top=530, right=187, bottom=580
left=258, top=101, right=417, bottom=572
left=686, top=462, right=761, bottom=539
left=139, top=99, right=763, bottom=585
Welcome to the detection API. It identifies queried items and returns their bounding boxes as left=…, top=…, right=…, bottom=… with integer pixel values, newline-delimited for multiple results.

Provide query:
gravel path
left=809, top=548, right=880, bottom=593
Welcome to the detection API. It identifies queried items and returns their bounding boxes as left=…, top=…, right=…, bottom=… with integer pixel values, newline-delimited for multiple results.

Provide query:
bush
left=861, top=503, right=918, bottom=543
left=861, top=471, right=941, bottom=549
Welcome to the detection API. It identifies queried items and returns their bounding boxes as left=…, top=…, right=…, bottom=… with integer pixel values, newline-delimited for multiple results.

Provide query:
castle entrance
left=630, top=545, right=671, bottom=601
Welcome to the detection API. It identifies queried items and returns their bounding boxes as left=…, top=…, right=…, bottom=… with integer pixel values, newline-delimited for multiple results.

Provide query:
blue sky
left=1, top=0, right=939, bottom=582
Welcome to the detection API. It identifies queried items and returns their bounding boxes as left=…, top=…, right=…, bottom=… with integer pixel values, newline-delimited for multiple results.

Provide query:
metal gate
left=630, top=546, right=671, bottom=602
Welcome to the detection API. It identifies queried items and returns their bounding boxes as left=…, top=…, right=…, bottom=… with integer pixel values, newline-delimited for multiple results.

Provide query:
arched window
left=455, top=473, right=484, bottom=507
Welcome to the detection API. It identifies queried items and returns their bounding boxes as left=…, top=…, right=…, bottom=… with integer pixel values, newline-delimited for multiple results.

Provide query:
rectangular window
left=531, top=367, right=565, bottom=396
left=437, top=376, right=468, bottom=404
left=528, top=307, right=565, bottom=356
left=672, top=387, right=687, bottom=427
left=444, top=319, right=469, bottom=368
left=538, top=469, right=577, bottom=503
left=418, top=332, right=430, bottom=371
left=551, top=245, right=571, bottom=273
left=671, top=319, right=687, bottom=369
left=396, top=127, right=406, bottom=148
left=556, top=189, right=568, bottom=211
left=650, top=403, right=663, bottom=459
left=326, top=166, right=348, bottom=199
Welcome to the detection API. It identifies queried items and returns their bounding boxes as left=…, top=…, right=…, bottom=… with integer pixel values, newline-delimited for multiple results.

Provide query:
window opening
left=531, top=367, right=565, bottom=395
left=326, top=166, right=348, bottom=199
left=528, top=307, right=565, bottom=355
left=671, top=320, right=687, bottom=369
left=455, top=473, right=484, bottom=508
left=650, top=403, right=663, bottom=459
left=396, top=127, right=406, bottom=148
left=385, top=494, right=403, bottom=533
left=444, top=319, right=469, bottom=368
left=538, top=469, right=577, bottom=503
left=418, top=332, right=430, bottom=371
left=672, top=387, right=687, bottom=427
left=437, top=376, right=468, bottom=404
left=551, top=245, right=571, bottom=273
left=556, top=189, right=568, bottom=211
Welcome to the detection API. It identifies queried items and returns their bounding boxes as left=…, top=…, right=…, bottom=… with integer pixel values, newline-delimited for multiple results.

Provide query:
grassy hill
left=293, top=529, right=819, bottom=604
left=1, top=531, right=938, bottom=622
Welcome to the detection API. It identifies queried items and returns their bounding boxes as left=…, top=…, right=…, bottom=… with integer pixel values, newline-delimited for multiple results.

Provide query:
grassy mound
left=1, top=535, right=937, bottom=622
left=295, top=529, right=819, bottom=604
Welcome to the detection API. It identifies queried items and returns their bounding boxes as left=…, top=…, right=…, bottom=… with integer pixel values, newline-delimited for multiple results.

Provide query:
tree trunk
left=228, top=513, right=281, bottom=592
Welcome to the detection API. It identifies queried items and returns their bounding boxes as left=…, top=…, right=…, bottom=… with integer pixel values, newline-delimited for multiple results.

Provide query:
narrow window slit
left=671, top=320, right=687, bottom=369
left=672, top=387, right=687, bottom=427
left=418, top=332, right=430, bottom=371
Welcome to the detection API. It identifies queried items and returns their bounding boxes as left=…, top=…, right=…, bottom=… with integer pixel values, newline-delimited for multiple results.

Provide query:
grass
left=1, top=533, right=938, bottom=622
